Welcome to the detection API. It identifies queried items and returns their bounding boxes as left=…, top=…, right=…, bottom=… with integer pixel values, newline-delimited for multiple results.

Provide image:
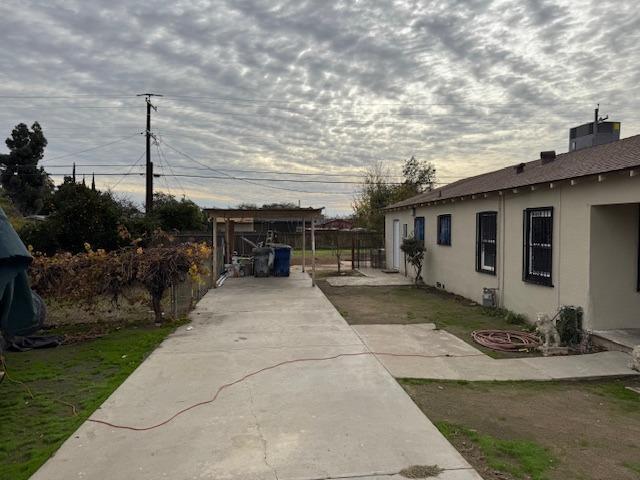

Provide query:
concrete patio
left=31, top=270, right=481, bottom=480
left=325, top=268, right=414, bottom=287
left=354, top=323, right=638, bottom=381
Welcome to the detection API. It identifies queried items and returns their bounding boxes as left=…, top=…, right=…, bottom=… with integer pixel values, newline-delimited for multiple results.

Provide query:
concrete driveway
left=31, top=270, right=480, bottom=480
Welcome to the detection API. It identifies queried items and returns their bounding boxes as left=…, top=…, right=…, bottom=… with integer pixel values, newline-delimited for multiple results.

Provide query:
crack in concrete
left=291, top=465, right=475, bottom=480
left=247, top=385, right=279, bottom=480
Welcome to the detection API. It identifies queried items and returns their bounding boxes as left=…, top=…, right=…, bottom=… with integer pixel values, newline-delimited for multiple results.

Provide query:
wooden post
left=224, top=219, right=230, bottom=264
left=311, top=218, right=316, bottom=286
left=301, top=218, right=306, bottom=273
left=212, top=217, right=218, bottom=288
left=228, top=219, right=235, bottom=258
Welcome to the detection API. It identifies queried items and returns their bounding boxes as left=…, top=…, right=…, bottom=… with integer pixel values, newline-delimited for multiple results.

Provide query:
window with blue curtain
left=437, top=214, right=451, bottom=246
left=414, top=216, right=425, bottom=243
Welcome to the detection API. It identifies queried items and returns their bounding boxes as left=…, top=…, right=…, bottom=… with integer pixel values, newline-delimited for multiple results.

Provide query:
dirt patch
left=318, top=282, right=536, bottom=358
left=401, top=378, right=640, bottom=480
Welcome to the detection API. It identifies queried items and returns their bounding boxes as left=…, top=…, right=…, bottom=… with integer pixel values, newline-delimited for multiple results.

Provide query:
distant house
left=316, top=218, right=354, bottom=230
left=215, top=217, right=254, bottom=233
left=384, top=125, right=640, bottom=340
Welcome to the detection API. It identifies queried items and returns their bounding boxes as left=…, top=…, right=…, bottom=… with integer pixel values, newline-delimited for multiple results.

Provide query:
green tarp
left=0, top=207, right=40, bottom=338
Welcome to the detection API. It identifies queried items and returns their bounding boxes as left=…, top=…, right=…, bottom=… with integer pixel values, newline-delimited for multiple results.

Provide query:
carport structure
left=204, top=207, right=324, bottom=286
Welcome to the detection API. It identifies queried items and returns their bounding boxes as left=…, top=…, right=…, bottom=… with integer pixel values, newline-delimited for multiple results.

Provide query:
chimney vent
left=514, top=162, right=526, bottom=174
left=540, top=151, right=556, bottom=165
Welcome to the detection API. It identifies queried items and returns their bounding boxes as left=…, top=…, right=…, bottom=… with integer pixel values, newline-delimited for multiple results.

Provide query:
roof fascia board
left=384, top=166, right=639, bottom=213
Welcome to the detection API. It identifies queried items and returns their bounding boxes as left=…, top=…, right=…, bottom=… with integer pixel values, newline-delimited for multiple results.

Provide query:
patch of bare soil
left=401, top=379, right=640, bottom=480
left=318, top=282, right=426, bottom=323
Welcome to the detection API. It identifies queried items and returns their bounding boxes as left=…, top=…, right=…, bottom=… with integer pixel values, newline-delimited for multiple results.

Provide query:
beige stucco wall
left=385, top=170, right=640, bottom=329
left=421, top=198, right=500, bottom=304
left=589, top=204, right=640, bottom=330
left=384, top=210, right=413, bottom=271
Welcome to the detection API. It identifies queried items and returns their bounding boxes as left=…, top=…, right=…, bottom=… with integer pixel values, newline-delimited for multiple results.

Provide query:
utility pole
left=137, top=93, right=163, bottom=214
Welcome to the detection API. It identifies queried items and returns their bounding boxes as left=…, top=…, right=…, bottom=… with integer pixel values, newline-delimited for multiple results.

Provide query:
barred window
left=437, top=214, right=451, bottom=246
left=476, top=212, right=497, bottom=274
left=524, top=207, right=553, bottom=286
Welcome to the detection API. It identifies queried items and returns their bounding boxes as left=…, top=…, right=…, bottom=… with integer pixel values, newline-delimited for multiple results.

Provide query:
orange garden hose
left=471, top=330, right=540, bottom=352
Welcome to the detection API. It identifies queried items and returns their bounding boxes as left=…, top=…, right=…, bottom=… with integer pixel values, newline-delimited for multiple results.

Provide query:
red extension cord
left=88, top=350, right=474, bottom=432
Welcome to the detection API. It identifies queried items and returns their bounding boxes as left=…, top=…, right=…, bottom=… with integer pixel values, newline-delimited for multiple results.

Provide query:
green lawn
left=0, top=322, right=180, bottom=480
left=290, top=248, right=343, bottom=265
left=436, top=420, right=556, bottom=480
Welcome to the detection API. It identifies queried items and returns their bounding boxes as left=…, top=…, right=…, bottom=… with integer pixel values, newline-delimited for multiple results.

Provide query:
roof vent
left=540, top=151, right=556, bottom=165
left=514, top=162, right=526, bottom=174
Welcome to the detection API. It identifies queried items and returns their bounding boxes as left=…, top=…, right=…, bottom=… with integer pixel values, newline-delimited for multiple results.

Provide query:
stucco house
left=383, top=133, right=640, bottom=348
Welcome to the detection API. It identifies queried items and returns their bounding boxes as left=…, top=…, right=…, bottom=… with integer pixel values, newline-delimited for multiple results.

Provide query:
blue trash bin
left=272, top=245, right=292, bottom=277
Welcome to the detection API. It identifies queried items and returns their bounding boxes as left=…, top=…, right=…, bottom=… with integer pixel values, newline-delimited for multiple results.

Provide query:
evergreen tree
left=0, top=122, right=53, bottom=214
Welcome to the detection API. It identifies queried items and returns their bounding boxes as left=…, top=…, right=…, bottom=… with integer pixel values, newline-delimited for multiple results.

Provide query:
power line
left=1, top=105, right=141, bottom=109
left=164, top=173, right=406, bottom=185
left=159, top=139, right=359, bottom=195
left=35, top=160, right=464, bottom=181
left=37, top=162, right=418, bottom=179
left=153, top=140, right=173, bottom=196
left=43, top=133, right=141, bottom=162
left=14, top=169, right=449, bottom=192
left=0, top=94, right=138, bottom=99
left=155, top=138, right=187, bottom=198
left=108, top=151, right=146, bottom=190
left=2, top=92, right=631, bottom=109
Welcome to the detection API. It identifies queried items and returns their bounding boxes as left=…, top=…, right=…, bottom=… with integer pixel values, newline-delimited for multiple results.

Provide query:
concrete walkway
left=354, top=323, right=638, bottom=381
left=326, top=268, right=413, bottom=287
left=32, top=271, right=481, bottom=480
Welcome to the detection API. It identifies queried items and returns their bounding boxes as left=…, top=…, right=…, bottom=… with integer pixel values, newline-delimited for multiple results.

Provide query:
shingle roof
left=385, top=134, right=640, bottom=210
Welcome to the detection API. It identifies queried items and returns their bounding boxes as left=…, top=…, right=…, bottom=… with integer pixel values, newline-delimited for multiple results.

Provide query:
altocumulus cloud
left=0, top=0, right=638, bottom=214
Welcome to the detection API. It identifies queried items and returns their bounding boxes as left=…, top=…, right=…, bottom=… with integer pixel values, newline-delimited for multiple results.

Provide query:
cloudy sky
left=1, top=0, right=639, bottom=215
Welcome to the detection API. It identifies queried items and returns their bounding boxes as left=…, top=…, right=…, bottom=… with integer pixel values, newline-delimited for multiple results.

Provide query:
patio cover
left=204, top=207, right=324, bottom=286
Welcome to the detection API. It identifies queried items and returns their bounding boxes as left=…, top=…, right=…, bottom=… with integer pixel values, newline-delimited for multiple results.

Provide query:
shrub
left=29, top=235, right=211, bottom=324
left=19, top=180, right=128, bottom=254
left=556, top=306, right=583, bottom=346
left=400, top=236, right=425, bottom=286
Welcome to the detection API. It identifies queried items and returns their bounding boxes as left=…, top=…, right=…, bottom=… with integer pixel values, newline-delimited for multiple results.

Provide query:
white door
left=392, top=219, right=400, bottom=269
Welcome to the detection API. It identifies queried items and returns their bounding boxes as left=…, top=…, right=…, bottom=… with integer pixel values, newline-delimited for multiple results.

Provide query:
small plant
left=480, top=306, right=508, bottom=318
left=481, top=306, right=528, bottom=326
left=505, top=310, right=527, bottom=326
left=400, top=236, right=425, bottom=287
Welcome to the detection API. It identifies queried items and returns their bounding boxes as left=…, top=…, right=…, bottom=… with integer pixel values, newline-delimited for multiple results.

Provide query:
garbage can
left=253, top=247, right=273, bottom=277
left=272, top=245, right=292, bottom=277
